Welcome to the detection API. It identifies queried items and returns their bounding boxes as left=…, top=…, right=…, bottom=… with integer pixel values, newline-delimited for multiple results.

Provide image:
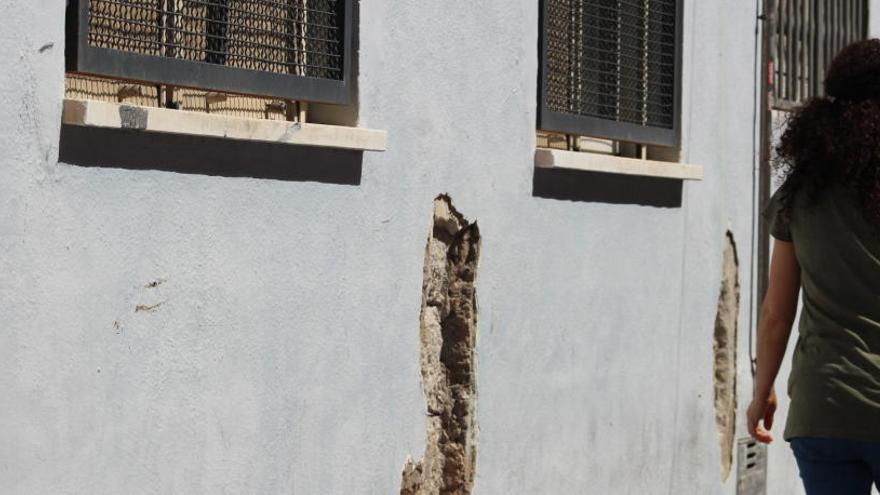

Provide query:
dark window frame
left=537, top=0, right=684, bottom=147
left=65, top=0, right=354, bottom=105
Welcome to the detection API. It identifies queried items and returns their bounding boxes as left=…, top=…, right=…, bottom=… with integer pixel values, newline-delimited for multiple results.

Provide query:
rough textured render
left=714, top=232, right=740, bottom=480
left=401, top=195, right=480, bottom=495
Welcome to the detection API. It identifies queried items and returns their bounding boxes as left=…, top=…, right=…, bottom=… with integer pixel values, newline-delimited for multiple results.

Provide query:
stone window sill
left=62, top=99, right=386, bottom=152
left=535, top=148, right=703, bottom=180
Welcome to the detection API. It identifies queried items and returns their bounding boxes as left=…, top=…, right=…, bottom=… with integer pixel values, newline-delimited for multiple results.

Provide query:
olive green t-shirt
left=764, top=183, right=880, bottom=442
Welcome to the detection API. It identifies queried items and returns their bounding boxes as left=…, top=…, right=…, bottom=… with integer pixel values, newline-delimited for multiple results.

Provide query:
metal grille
left=86, top=0, right=342, bottom=79
left=65, top=74, right=290, bottom=120
left=66, top=74, right=161, bottom=109
left=67, top=0, right=351, bottom=103
left=772, top=0, right=867, bottom=107
left=539, top=0, right=680, bottom=146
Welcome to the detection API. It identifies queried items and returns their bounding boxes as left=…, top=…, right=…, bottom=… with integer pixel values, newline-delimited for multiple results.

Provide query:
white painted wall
left=871, top=0, right=880, bottom=37
left=0, top=0, right=842, bottom=493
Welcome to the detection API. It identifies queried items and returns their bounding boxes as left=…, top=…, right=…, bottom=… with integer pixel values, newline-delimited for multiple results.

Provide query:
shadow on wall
left=59, top=125, right=363, bottom=185
left=532, top=168, right=684, bottom=207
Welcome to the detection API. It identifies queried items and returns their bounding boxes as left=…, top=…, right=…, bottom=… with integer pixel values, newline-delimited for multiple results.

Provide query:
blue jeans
left=791, top=437, right=880, bottom=494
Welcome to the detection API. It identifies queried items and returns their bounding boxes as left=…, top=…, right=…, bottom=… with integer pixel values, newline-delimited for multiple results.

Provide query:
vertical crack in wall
left=401, top=195, right=480, bottom=495
left=714, top=231, right=740, bottom=481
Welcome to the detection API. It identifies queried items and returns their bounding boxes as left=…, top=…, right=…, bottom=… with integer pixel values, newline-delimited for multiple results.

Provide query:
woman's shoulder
left=763, top=186, right=793, bottom=242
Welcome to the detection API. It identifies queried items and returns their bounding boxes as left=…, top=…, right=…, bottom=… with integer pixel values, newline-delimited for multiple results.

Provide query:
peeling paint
left=401, top=195, right=480, bottom=495
left=714, top=231, right=739, bottom=480
left=144, top=278, right=166, bottom=289
left=134, top=302, right=164, bottom=313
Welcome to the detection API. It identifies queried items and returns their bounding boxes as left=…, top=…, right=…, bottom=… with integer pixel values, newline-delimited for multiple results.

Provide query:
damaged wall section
left=714, top=231, right=740, bottom=480
left=401, top=195, right=480, bottom=495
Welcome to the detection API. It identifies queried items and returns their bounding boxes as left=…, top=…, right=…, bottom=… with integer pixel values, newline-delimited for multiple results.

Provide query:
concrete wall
left=0, top=0, right=816, bottom=493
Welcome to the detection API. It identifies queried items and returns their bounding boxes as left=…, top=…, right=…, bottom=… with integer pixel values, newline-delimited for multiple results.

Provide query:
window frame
left=537, top=0, right=684, bottom=147
left=64, top=0, right=354, bottom=105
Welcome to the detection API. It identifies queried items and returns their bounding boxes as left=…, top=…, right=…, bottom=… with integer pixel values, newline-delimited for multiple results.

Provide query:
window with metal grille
left=771, top=0, right=867, bottom=108
left=65, top=0, right=353, bottom=104
left=538, top=0, right=682, bottom=147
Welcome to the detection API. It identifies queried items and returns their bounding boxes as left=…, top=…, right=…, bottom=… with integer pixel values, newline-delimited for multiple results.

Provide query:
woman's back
left=767, top=184, right=880, bottom=441
left=750, top=39, right=880, bottom=494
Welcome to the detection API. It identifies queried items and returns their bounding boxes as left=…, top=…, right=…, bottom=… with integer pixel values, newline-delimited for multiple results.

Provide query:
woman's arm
left=747, top=239, right=801, bottom=443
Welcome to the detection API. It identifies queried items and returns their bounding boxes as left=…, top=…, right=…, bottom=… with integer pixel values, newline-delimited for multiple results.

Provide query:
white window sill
left=535, top=148, right=703, bottom=181
left=62, top=99, right=386, bottom=152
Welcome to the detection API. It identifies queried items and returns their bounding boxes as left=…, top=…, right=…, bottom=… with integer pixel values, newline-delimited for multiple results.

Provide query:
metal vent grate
left=736, top=438, right=767, bottom=495
left=66, top=1, right=352, bottom=103
left=772, top=0, right=867, bottom=107
left=539, top=0, right=681, bottom=146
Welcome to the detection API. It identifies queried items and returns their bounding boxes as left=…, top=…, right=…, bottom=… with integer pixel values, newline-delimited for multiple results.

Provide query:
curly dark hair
left=774, top=38, right=880, bottom=228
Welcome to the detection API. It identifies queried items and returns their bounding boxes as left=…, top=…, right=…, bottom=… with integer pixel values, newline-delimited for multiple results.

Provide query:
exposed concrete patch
left=401, top=195, right=480, bottom=495
left=714, top=231, right=739, bottom=480
left=118, top=105, right=148, bottom=130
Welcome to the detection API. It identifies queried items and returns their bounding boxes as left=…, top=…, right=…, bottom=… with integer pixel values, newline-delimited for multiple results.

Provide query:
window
left=537, top=0, right=683, bottom=147
left=65, top=0, right=353, bottom=105
left=771, top=0, right=868, bottom=108
left=62, top=1, right=385, bottom=153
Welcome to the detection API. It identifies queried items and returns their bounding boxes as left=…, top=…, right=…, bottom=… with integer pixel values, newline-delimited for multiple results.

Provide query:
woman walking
left=748, top=39, right=880, bottom=494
